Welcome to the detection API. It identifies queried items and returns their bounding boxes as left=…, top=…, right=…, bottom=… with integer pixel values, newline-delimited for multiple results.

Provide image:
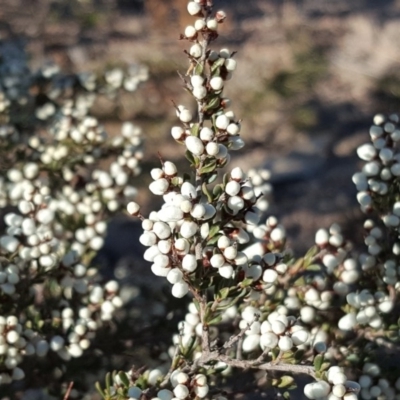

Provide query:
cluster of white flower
left=304, top=366, right=360, bottom=400
left=354, top=114, right=400, bottom=212
left=0, top=39, right=147, bottom=387
left=239, top=306, right=310, bottom=353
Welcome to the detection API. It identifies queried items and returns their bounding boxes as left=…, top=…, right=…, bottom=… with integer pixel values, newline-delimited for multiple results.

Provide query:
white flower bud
left=242, top=334, right=260, bottom=352
left=163, top=161, right=177, bottom=176
left=225, top=58, right=237, bottom=71
left=185, top=25, right=196, bottom=38
left=182, top=254, right=197, bottom=272
left=179, top=108, right=193, bottom=123
left=200, top=127, right=214, bottom=141
left=227, top=196, right=244, bottom=213
left=207, top=18, right=218, bottom=30
left=225, top=180, right=241, bottom=196
left=215, top=114, right=230, bottom=130
left=153, top=221, right=172, bottom=239
left=193, top=86, right=207, bottom=100
left=210, top=76, right=224, bottom=91
left=185, top=136, right=205, bottom=156
left=338, top=313, right=357, bottom=331
left=128, top=387, right=142, bottom=398
left=12, top=367, right=25, bottom=380
left=180, top=220, right=198, bottom=238
left=260, top=332, right=278, bottom=350
left=357, top=143, right=376, bottom=161
left=190, top=43, right=202, bottom=58
left=191, top=203, right=206, bottom=219
left=227, top=123, right=240, bottom=135
left=210, top=254, right=225, bottom=268
left=158, top=205, right=184, bottom=222
left=167, top=268, right=183, bottom=284
left=194, top=18, right=206, bottom=30
left=172, top=282, right=189, bottom=298
left=171, top=126, right=185, bottom=140
left=127, top=201, right=140, bottom=215
left=187, top=1, right=201, bottom=15
left=181, top=182, right=197, bottom=199
left=149, top=178, right=169, bottom=195
left=278, top=336, right=293, bottom=351
left=206, top=142, right=219, bottom=156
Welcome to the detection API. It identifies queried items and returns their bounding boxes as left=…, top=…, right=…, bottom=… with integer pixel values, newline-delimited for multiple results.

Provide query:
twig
left=63, top=382, right=74, bottom=400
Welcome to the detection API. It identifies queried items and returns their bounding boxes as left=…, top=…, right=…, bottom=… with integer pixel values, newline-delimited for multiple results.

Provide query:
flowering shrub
left=0, top=39, right=148, bottom=393
left=1, top=1, right=400, bottom=400
left=98, top=1, right=400, bottom=400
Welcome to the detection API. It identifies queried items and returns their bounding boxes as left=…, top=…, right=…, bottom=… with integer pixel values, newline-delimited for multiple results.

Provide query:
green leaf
left=200, top=158, right=217, bottom=175
left=208, top=224, right=220, bottom=239
left=204, top=96, right=220, bottom=111
left=95, top=382, right=106, bottom=399
left=223, top=173, right=230, bottom=186
left=278, top=376, right=295, bottom=388
left=211, top=57, right=225, bottom=74
left=212, top=184, right=223, bottom=198
left=194, top=64, right=204, bottom=75
left=118, top=371, right=130, bottom=387
left=185, top=150, right=195, bottom=166
left=191, top=123, right=200, bottom=137
left=208, top=315, right=223, bottom=325
left=217, top=287, right=230, bottom=300
left=202, top=182, right=213, bottom=203
left=240, top=277, right=253, bottom=288
left=314, top=354, right=324, bottom=372
left=207, top=172, right=218, bottom=184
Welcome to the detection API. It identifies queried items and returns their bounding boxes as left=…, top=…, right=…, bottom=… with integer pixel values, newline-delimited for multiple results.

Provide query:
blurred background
left=1, top=0, right=400, bottom=250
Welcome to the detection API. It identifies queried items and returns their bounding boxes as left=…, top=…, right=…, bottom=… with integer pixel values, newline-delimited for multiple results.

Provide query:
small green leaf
left=314, top=354, right=324, bottom=372
left=278, top=376, right=295, bottom=388
left=208, top=224, right=220, bottom=239
left=212, top=184, right=223, bottom=198
left=185, top=150, right=195, bottom=165
left=204, top=96, right=220, bottom=111
left=118, top=371, right=129, bottom=387
left=208, top=315, right=223, bottom=325
left=191, top=123, right=200, bottom=137
left=200, top=159, right=217, bottom=174
left=194, top=64, right=204, bottom=75
left=211, top=57, right=225, bottom=73
left=217, top=287, right=230, bottom=300
left=240, top=277, right=253, bottom=288
left=207, top=173, right=218, bottom=184
left=95, top=382, right=106, bottom=399
left=202, top=182, right=213, bottom=203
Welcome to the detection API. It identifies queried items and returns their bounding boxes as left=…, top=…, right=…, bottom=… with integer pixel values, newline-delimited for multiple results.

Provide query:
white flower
left=260, top=332, right=278, bottom=350
left=189, top=43, right=202, bottom=58
left=225, top=180, right=241, bottom=196
left=200, top=127, right=214, bottom=141
left=181, top=182, right=197, bottom=199
left=242, top=334, right=260, bottom=352
left=179, top=108, right=193, bottom=123
left=207, top=18, right=218, bottom=30
left=194, top=19, right=206, bottom=30
left=185, top=136, right=204, bottom=156
left=193, top=86, right=207, bottom=100
left=191, top=75, right=204, bottom=87
left=127, top=201, right=140, bottom=215
left=180, top=221, right=198, bottom=238
left=215, top=114, right=230, bottom=130
left=218, top=264, right=234, bottom=279
left=187, top=1, right=201, bottom=15
left=158, top=205, right=184, bottom=222
left=167, top=268, right=183, bottom=284
left=210, top=76, right=224, bottom=91
left=172, top=282, right=189, bottom=298
left=182, top=254, right=197, bottom=272
left=149, top=178, right=169, bottom=195
left=184, top=25, right=196, bottom=38
left=225, top=58, right=237, bottom=71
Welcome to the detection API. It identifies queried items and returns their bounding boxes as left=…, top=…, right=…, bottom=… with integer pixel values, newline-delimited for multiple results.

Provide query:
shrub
left=2, top=1, right=400, bottom=400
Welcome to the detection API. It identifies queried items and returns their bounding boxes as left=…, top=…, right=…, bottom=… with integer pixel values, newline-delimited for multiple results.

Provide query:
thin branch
left=63, top=382, right=74, bottom=400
